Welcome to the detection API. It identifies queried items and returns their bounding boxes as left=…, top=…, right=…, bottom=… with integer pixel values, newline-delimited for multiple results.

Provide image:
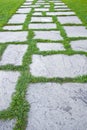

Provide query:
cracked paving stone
left=3, top=25, right=22, bottom=30
left=0, top=31, right=28, bottom=43
left=30, top=54, right=87, bottom=78
left=0, top=119, right=16, bottom=130
left=37, top=43, right=65, bottom=51
left=29, top=23, right=56, bottom=29
left=31, top=17, right=52, bottom=22
left=0, top=71, right=20, bottom=110
left=34, top=31, right=63, bottom=41
left=16, top=8, right=31, bottom=13
left=57, top=16, right=82, bottom=24
left=70, top=40, right=87, bottom=52
left=64, top=26, right=87, bottom=37
left=26, top=83, right=87, bottom=130
left=0, top=45, right=28, bottom=66
left=8, top=14, right=27, bottom=24
left=47, top=11, right=75, bottom=16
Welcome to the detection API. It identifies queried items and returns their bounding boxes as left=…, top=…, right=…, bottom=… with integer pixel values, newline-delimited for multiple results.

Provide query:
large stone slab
left=26, top=83, right=87, bottom=130
left=29, top=23, right=56, bottom=29
left=64, top=26, right=87, bottom=37
left=31, top=17, right=52, bottom=22
left=34, top=8, right=49, bottom=11
left=47, top=12, right=75, bottom=16
left=0, top=71, right=20, bottom=110
left=3, top=25, right=22, bottom=30
left=0, top=31, right=28, bottom=43
left=16, top=8, right=31, bottom=13
left=30, top=54, right=87, bottom=78
left=37, top=43, right=65, bottom=51
left=70, top=40, right=87, bottom=52
left=0, top=45, right=28, bottom=66
left=58, top=16, right=82, bottom=24
left=0, top=119, right=16, bottom=130
left=8, top=14, right=26, bottom=24
left=34, top=31, right=63, bottom=41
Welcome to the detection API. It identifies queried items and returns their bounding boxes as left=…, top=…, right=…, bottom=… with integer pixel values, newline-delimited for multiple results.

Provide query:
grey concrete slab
left=3, top=25, right=22, bottom=30
left=64, top=26, right=87, bottom=37
left=31, top=17, right=52, bottom=22
left=47, top=12, right=75, bottom=16
left=34, top=31, right=63, bottom=41
left=26, top=83, right=87, bottom=130
left=70, top=40, right=87, bottom=52
left=0, top=45, right=28, bottom=66
left=16, top=8, right=31, bottom=13
left=54, top=5, right=68, bottom=8
left=0, top=31, right=28, bottom=43
left=55, top=8, right=71, bottom=11
left=0, top=71, right=20, bottom=110
left=29, top=23, right=56, bottom=29
left=30, top=54, right=87, bottom=78
left=58, top=16, right=82, bottom=24
left=8, top=14, right=26, bottom=24
left=37, top=43, right=65, bottom=51
left=33, top=12, right=42, bottom=16
left=0, top=119, right=16, bottom=130
left=34, top=8, right=49, bottom=11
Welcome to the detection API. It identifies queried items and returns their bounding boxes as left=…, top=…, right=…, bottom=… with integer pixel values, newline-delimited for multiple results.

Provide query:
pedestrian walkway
left=0, top=0, right=87, bottom=129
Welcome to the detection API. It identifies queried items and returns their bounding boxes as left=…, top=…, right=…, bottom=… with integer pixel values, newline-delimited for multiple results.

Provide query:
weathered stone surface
left=37, top=43, right=65, bottom=51
left=29, top=23, right=56, bottom=29
left=31, top=17, right=52, bottom=22
left=47, top=12, right=75, bottom=16
left=64, top=26, right=87, bottom=37
left=0, top=71, right=20, bottom=110
left=3, top=25, right=22, bottom=30
left=70, top=40, right=87, bottom=52
left=0, top=119, right=16, bottom=130
left=30, top=54, right=87, bottom=78
left=34, top=8, right=49, bottom=11
left=8, top=14, right=26, bottom=24
left=0, top=45, right=28, bottom=66
left=26, top=83, right=87, bottom=130
left=34, top=31, right=63, bottom=41
left=0, top=31, right=28, bottom=43
left=16, top=8, right=31, bottom=13
left=33, top=12, right=42, bottom=16
left=58, top=16, right=82, bottom=24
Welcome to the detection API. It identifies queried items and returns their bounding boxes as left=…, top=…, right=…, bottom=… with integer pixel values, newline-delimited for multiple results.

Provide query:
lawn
left=62, top=0, right=87, bottom=26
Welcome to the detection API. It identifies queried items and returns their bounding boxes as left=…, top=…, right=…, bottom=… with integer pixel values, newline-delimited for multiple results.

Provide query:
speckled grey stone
left=34, top=31, right=63, bottom=41
left=64, top=26, right=87, bottom=37
left=30, top=54, right=87, bottom=78
left=29, top=23, right=56, bottom=29
left=0, top=45, right=28, bottom=66
left=33, top=12, right=42, bottom=16
left=34, top=8, right=49, bottom=11
left=26, top=83, right=87, bottom=130
left=0, top=31, right=28, bottom=43
left=37, top=43, right=65, bottom=51
left=8, top=14, right=26, bottom=24
left=58, top=16, right=82, bottom=24
left=16, top=8, right=31, bottom=13
left=31, top=17, right=52, bottom=22
left=3, top=25, right=22, bottom=30
left=47, top=12, right=75, bottom=16
left=0, top=119, right=16, bottom=130
left=70, top=40, right=87, bottom=52
left=0, top=71, right=20, bottom=110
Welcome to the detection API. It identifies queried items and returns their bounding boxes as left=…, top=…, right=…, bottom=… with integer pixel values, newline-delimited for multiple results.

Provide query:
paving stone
left=0, top=71, right=20, bottom=110
left=3, top=25, right=22, bottom=30
left=0, top=119, right=16, bottom=130
left=23, top=3, right=32, bottom=5
left=55, top=8, right=71, bottom=11
left=70, top=40, right=87, bottom=52
left=26, top=83, right=87, bottom=130
left=58, top=16, right=82, bottom=24
left=54, top=5, right=68, bottom=8
left=33, top=12, right=42, bottom=16
left=34, top=8, right=49, bottom=11
left=44, top=5, right=50, bottom=8
left=31, top=17, right=52, bottom=22
left=8, top=14, right=26, bottom=24
left=0, top=31, right=28, bottom=43
left=34, top=31, right=63, bottom=41
left=16, top=8, right=31, bottom=13
left=30, top=54, right=87, bottom=78
left=64, top=26, right=87, bottom=37
left=37, top=43, right=65, bottom=51
left=29, top=23, right=56, bottom=29
left=0, top=45, right=28, bottom=66
left=54, top=3, right=66, bottom=5
left=47, top=12, right=75, bottom=16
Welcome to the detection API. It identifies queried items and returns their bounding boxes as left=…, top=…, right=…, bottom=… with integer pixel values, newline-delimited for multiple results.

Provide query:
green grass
left=62, top=0, right=87, bottom=26
left=0, top=0, right=25, bottom=29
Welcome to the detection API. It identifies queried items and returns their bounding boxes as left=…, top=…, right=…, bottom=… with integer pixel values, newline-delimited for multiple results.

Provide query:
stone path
left=0, top=0, right=87, bottom=129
